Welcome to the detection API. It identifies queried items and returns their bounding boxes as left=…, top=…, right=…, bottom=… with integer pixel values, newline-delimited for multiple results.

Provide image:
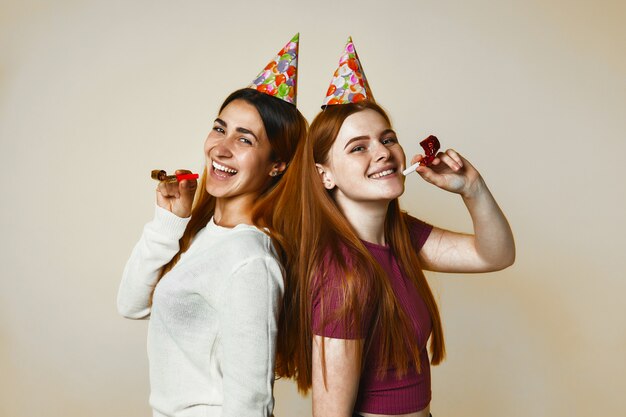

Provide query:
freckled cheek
left=238, top=153, right=264, bottom=176
left=336, top=167, right=358, bottom=186
left=393, top=147, right=406, bottom=162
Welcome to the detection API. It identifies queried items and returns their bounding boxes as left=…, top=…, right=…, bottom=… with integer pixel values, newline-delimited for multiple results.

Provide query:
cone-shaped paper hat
left=249, top=33, right=299, bottom=105
left=322, top=36, right=374, bottom=107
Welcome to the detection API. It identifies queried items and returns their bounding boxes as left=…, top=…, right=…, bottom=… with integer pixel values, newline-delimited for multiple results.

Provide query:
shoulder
left=216, top=228, right=285, bottom=302
left=311, top=243, right=375, bottom=304
left=314, top=244, right=359, bottom=286
left=223, top=226, right=283, bottom=281
left=192, top=222, right=283, bottom=281
left=208, top=223, right=277, bottom=259
left=311, top=243, right=376, bottom=338
left=403, top=213, right=433, bottom=251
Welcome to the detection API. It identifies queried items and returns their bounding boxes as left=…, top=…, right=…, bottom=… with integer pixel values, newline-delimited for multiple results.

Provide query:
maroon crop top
left=311, top=216, right=433, bottom=414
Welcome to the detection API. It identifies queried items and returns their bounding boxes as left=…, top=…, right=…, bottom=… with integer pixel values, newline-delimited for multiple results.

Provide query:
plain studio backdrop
left=1, top=0, right=625, bottom=416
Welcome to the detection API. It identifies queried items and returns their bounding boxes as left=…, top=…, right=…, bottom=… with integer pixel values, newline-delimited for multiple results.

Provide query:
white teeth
left=369, top=169, right=395, bottom=179
left=212, top=161, right=238, bottom=174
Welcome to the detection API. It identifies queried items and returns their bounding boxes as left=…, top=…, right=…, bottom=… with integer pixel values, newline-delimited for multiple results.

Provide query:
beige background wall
left=1, top=0, right=625, bottom=416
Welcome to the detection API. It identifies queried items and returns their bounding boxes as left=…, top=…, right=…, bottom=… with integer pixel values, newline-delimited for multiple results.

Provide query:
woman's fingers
left=175, top=170, right=197, bottom=216
left=410, top=148, right=484, bottom=198
left=411, top=149, right=470, bottom=193
left=155, top=169, right=197, bottom=218
left=409, top=153, right=425, bottom=166
left=156, top=180, right=180, bottom=199
left=434, top=149, right=463, bottom=171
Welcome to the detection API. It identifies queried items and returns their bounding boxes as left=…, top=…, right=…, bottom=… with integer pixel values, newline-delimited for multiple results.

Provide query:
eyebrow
left=214, top=118, right=259, bottom=142
left=343, top=129, right=396, bottom=150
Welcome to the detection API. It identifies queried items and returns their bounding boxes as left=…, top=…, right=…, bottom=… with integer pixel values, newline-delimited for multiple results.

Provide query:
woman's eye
left=350, top=145, right=366, bottom=153
left=382, top=137, right=398, bottom=145
left=239, top=137, right=253, bottom=145
left=213, top=126, right=225, bottom=134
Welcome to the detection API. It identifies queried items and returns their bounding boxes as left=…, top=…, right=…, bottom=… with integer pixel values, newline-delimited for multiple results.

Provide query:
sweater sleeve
left=117, top=205, right=191, bottom=319
left=219, top=256, right=284, bottom=417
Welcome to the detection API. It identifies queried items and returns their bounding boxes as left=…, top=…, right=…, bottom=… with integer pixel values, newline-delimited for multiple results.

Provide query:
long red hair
left=255, top=101, right=445, bottom=393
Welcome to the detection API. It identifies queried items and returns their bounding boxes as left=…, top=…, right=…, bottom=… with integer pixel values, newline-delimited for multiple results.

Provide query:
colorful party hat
left=322, top=36, right=374, bottom=107
left=249, top=33, right=299, bottom=105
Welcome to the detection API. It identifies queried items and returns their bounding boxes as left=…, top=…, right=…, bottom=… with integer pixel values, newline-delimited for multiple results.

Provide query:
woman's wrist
left=461, top=175, right=487, bottom=201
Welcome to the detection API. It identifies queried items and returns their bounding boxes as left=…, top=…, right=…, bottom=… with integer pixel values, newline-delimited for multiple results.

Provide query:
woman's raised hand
left=411, top=149, right=484, bottom=199
left=156, top=169, right=198, bottom=218
left=412, top=149, right=516, bottom=272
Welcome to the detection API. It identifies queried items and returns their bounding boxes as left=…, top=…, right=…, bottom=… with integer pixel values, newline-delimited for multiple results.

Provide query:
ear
left=269, top=161, right=287, bottom=177
left=315, top=163, right=335, bottom=190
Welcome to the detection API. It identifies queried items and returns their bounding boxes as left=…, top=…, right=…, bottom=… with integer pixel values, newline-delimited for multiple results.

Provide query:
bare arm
left=411, top=150, right=515, bottom=273
left=312, top=335, right=362, bottom=417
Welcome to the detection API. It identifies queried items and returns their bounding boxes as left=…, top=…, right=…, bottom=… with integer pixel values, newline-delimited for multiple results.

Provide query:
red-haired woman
left=265, top=98, right=515, bottom=417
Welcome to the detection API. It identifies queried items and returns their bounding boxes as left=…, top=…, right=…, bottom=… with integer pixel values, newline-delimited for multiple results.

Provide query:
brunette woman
left=117, top=35, right=307, bottom=417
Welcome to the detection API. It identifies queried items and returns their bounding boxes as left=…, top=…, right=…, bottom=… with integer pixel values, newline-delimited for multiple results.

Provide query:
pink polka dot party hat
left=322, top=36, right=374, bottom=107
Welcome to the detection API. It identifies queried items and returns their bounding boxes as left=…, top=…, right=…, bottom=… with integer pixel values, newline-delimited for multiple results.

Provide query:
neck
left=213, top=194, right=257, bottom=228
left=334, top=193, right=389, bottom=245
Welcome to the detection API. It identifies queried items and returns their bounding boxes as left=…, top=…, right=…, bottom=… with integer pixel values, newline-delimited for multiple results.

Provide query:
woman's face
left=317, top=109, right=406, bottom=205
left=204, top=99, right=279, bottom=200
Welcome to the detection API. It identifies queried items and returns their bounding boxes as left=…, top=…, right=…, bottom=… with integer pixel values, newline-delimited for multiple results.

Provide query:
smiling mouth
left=368, top=169, right=396, bottom=179
left=212, top=160, right=238, bottom=176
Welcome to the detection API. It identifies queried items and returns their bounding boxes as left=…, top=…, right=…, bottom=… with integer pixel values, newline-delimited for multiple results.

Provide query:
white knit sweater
left=118, top=206, right=284, bottom=417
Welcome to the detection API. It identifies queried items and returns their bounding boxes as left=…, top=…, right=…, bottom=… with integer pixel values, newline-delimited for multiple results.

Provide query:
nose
left=205, top=134, right=233, bottom=159
left=373, top=142, right=391, bottom=162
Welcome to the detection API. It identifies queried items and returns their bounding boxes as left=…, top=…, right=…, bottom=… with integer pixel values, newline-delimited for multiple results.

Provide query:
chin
left=383, top=193, right=403, bottom=201
left=383, top=185, right=404, bottom=199
left=205, top=184, right=229, bottom=198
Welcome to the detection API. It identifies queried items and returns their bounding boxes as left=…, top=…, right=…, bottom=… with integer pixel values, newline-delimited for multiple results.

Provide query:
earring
left=270, top=171, right=278, bottom=177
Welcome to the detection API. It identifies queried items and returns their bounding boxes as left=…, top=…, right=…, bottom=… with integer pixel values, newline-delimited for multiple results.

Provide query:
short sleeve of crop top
left=311, top=216, right=432, bottom=339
